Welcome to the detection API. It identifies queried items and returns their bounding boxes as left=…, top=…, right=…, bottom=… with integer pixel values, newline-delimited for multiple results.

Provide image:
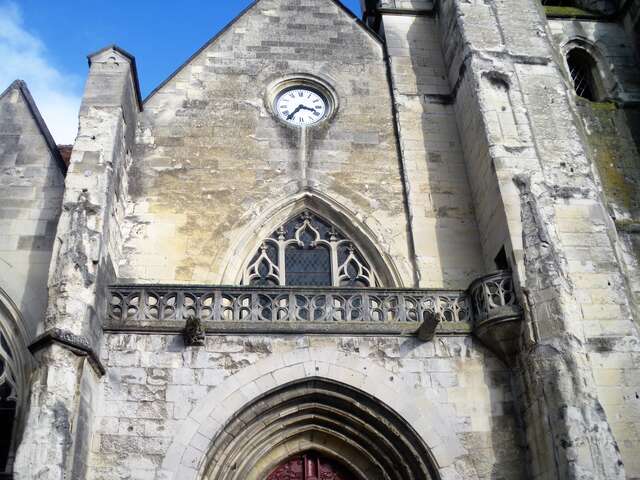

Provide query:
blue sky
left=0, top=0, right=362, bottom=143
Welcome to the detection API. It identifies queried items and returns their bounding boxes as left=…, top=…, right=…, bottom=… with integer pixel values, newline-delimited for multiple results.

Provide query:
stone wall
left=431, top=0, right=640, bottom=477
left=91, top=333, right=524, bottom=480
left=0, top=81, right=66, bottom=339
left=546, top=16, right=640, bottom=316
left=623, top=0, right=640, bottom=58
left=7, top=1, right=640, bottom=479
left=381, top=13, right=486, bottom=283
left=547, top=19, right=640, bottom=102
left=123, top=0, right=485, bottom=290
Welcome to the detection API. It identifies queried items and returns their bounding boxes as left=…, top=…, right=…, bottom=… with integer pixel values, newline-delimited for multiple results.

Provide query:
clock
left=274, top=87, right=328, bottom=126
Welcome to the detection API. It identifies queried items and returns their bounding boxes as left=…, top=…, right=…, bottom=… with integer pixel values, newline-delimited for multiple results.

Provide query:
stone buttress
left=14, top=47, right=140, bottom=480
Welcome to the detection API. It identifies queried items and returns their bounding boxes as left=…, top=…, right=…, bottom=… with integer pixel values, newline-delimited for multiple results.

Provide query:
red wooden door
left=266, top=452, right=355, bottom=480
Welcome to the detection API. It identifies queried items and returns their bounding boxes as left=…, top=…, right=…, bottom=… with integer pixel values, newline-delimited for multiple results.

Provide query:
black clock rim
left=274, top=86, right=329, bottom=124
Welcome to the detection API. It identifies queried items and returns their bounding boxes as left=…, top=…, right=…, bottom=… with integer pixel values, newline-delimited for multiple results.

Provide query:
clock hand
left=287, top=105, right=303, bottom=120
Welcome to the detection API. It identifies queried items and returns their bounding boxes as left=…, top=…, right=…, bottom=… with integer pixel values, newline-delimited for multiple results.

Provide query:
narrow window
left=566, top=48, right=602, bottom=101
left=494, top=246, right=510, bottom=271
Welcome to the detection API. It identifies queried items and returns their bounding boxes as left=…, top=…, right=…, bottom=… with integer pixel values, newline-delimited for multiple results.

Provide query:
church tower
left=0, top=0, right=639, bottom=479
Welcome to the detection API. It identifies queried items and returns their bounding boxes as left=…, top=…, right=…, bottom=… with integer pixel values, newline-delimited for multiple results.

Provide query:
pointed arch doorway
left=266, top=452, right=357, bottom=480
left=200, top=378, right=439, bottom=480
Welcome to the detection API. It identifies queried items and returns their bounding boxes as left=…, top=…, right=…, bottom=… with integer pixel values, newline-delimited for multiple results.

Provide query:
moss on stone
left=544, top=6, right=600, bottom=18
left=589, top=101, right=617, bottom=111
left=615, top=219, right=640, bottom=233
left=579, top=103, right=640, bottom=215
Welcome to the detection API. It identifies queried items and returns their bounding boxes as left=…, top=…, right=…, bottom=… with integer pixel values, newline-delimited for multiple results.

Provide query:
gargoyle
left=183, top=315, right=205, bottom=347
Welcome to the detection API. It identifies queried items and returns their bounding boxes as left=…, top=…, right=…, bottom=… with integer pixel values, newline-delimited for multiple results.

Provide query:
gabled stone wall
left=0, top=82, right=66, bottom=339
left=124, top=0, right=485, bottom=290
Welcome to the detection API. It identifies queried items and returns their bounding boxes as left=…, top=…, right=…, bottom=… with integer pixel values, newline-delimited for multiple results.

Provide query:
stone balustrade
left=106, top=271, right=522, bottom=342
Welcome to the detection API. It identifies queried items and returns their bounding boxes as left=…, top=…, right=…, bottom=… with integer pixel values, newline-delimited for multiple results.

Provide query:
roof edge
left=143, top=1, right=261, bottom=103
left=144, top=0, right=381, bottom=104
left=0, top=80, right=68, bottom=175
left=87, top=44, right=143, bottom=111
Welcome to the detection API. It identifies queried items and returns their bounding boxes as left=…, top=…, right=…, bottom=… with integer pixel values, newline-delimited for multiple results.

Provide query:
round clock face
left=274, top=87, right=328, bottom=126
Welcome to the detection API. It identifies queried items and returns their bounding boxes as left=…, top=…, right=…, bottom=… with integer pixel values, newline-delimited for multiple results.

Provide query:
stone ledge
left=106, top=272, right=522, bottom=358
left=29, top=328, right=106, bottom=376
left=103, top=320, right=473, bottom=336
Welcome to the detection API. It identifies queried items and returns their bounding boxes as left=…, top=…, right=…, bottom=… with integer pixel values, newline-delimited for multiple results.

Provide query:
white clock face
left=275, top=87, right=328, bottom=126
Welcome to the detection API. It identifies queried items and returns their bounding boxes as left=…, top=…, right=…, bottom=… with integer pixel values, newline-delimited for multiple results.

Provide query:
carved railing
left=107, top=285, right=472, bottom=333
left=469, top=271, right=520, bottom=326
left=107, top=271, right=520, bottom=337
left=469, top=271, right=523, bottom=365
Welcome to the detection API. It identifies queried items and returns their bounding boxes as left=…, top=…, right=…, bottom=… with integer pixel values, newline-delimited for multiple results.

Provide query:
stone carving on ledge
left=417, top=310, right=443, bottom=342
left=183, top=315, right=205, bottom=347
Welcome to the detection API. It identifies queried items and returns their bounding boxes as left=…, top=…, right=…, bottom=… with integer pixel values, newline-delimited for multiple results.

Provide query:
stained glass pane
left=285, top=245, right=331, bottom=286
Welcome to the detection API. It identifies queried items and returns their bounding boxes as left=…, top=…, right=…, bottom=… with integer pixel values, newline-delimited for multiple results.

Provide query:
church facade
left=1, top=0, right=640, bottom=478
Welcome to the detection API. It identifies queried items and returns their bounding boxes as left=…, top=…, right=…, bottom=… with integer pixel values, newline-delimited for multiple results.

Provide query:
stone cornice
left=29, top=328, right=106, bottom=377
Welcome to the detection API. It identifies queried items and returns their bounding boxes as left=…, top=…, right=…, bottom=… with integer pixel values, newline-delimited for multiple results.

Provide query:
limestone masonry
left=1, top=0, right=639, bottom=479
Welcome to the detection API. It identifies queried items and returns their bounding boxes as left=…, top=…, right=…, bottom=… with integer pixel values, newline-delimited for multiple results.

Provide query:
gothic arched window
left=0, top=331, right=18, bottom=475
left=566, top=48, right=603, bottom=101
left=244, top=211, right=378, bottom=287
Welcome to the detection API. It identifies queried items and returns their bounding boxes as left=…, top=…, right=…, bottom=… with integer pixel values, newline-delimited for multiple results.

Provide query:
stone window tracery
left=244, top=211, right=378, bottom=287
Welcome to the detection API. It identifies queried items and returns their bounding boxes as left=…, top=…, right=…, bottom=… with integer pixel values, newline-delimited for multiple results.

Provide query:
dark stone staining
left=58, top=190, right=101, bottom=288
left=587, top=337, right=616, bottom=353
left=17, top=235, right=55, bottom=251
left=514, top=174, right=571, bottom=291
left=222, top=355, right=251, bottom=373
left=52, top=400, right=73, bottom=470
left=243, top=339, right=272, bottom=354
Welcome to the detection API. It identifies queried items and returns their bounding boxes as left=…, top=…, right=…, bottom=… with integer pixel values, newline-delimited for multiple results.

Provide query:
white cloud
left=0, top=2, right=82, bottom=144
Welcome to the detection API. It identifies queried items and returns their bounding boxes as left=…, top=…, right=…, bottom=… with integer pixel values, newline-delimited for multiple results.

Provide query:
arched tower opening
left=566, top=47, right=605, bottom=101
left=200, top=378, right=439, bottom=480
left=0, top=292, right=29, bottom=478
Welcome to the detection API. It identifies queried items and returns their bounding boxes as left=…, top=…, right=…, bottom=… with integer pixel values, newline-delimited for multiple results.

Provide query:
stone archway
left=0, top=289, right=30, bottom=477
left=159, top=349, right=468, bottom=480
left=201, top=378, right=438, bottom=480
